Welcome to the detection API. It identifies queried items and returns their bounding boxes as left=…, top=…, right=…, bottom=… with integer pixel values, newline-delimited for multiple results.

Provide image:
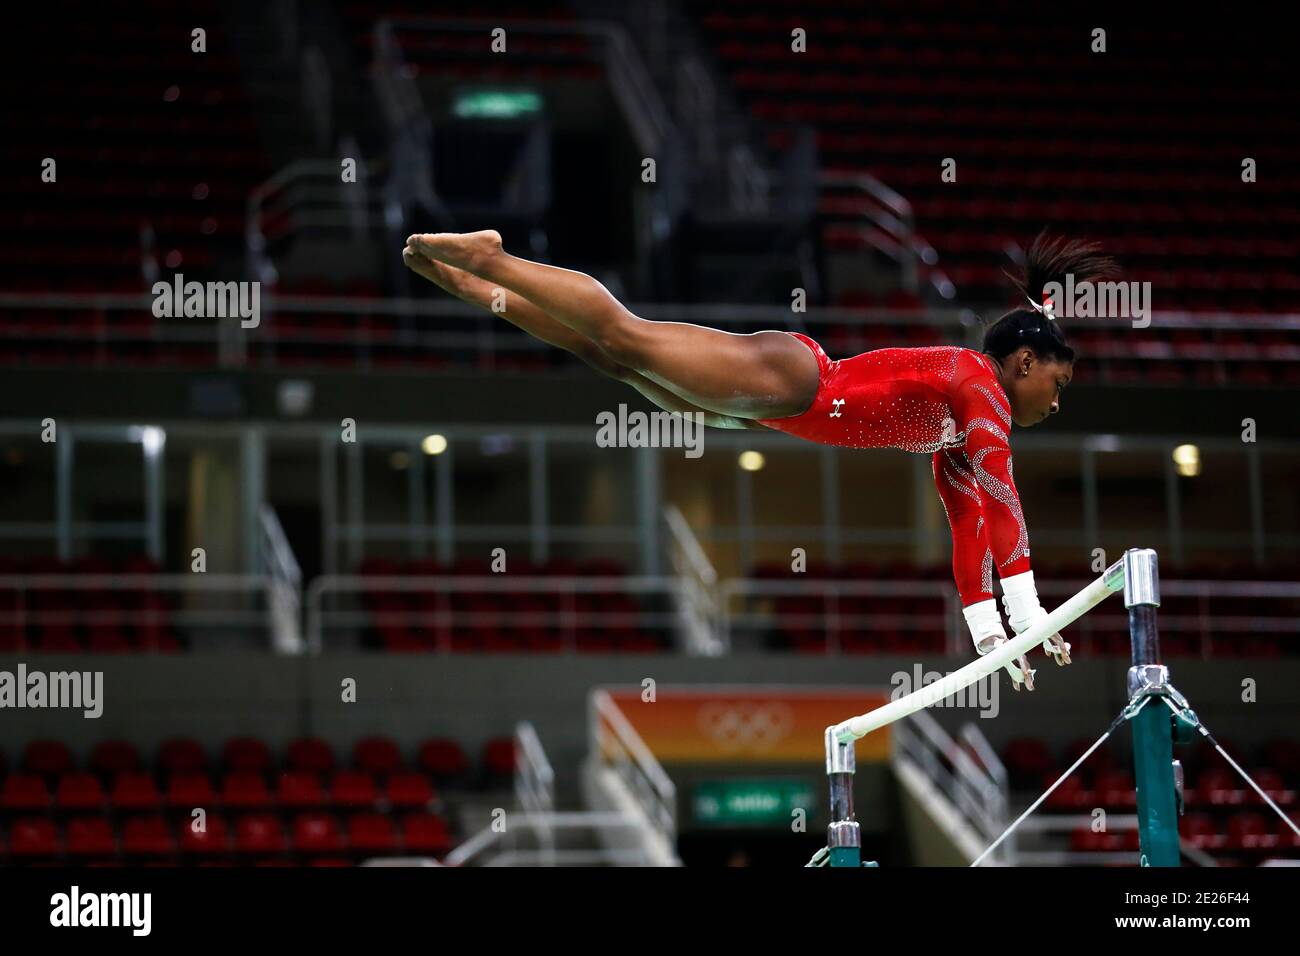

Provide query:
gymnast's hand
left=962, top=599, right=1035, bottom=692
left=1000, top=570, right=1072, bottom=668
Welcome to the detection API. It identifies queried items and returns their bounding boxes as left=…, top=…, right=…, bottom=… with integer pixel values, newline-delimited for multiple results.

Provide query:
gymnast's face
left=1003, top=348, right=1072, bottom=427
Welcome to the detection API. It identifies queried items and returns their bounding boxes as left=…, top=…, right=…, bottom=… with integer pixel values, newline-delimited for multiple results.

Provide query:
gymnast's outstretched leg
left=406, top=230, right=820, bottom=421
left=401, top=248, right=760, bottom=429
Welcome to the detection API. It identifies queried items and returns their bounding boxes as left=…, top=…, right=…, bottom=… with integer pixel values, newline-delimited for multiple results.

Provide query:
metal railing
left=0, top=574, right=288, bottom=651
left=372, top=16, right=683, bottom=206
left=663, top=505, right=722, bottom=655
left=587, top=688, right=678, bottom=855
left=513, top=720, right=556, bottom=867
left=720, top=576, right=960, bottom=653
left=304, top=573, right=687, bottom=654
left=258, top=505, right=304, bottom=654
left=819, top=170, right=941, bottom=296
left=893, top=711, right=1012, bottom=864
left=1013, top=814, right=1226, bottom=866
left=442, top=811, right=651, bottom=867
left=6, top=291, right=1300, bottom=378
left=720, top=576, right=1300, bottom=657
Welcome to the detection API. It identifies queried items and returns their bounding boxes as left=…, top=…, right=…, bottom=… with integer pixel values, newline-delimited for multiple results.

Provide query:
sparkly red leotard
left=756, top=332, right=1031, bottom=608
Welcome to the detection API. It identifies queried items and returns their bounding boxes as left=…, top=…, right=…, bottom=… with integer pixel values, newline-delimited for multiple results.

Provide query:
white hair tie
left=1026, top=292, right=1056, bottom=320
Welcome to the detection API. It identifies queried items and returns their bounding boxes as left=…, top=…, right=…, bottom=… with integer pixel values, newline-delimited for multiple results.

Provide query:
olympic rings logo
left=696, top=701, right=795, bottom=752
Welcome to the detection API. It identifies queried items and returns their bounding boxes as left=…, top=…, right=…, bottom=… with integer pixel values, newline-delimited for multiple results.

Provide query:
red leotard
left=756, top=332, right=1030, bottom=608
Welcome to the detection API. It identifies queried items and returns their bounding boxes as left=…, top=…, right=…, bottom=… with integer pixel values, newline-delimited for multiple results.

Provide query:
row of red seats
left=694, top=0, right=1288, bottom=317
left=1069, top=814, right=1300, bottom=856
left=0, top=811, right=452, bottom=860
left=0, top=553, right=181, bottom=652
left=1003, top=736, right=1300, bottom=789
left=353, top=554, right=670, bottom=652
left=0, top=770, right=442, bottom=814
left=1044, top=768, right=1297, bottom=811
left=10, top=303, right=1300, bottom=381
left=745, top=558, right=1300, bottom=581
left=6, top=3, right=269, bottom=296
left=370, top=628, right=667, bottom=653
left=776, top=627, right=946, bottom=655
left=771, top=624, right=1288, bottom=659
left=357, top=555, right=628, bottom=576
left=1, top=735, right=497, bottom=782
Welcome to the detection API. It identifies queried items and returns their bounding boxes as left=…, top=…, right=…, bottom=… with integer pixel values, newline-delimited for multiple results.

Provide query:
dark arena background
left=0, top=0, right=1297, bottom=934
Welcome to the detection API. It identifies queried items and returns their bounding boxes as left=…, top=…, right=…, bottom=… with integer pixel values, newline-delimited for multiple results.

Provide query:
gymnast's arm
left=932, top=448, right=994, bottom=608
left=955, top=381, right=1070, bottom=663
left=933, top=448, right=1011, bottom=659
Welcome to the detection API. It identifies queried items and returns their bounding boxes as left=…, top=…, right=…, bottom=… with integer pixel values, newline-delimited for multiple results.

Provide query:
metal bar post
left=824, top=727, right=861, bottom=867
left=1124, top=547, right=1180, bottom=867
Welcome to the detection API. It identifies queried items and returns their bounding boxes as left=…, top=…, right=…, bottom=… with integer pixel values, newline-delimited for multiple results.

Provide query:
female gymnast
left=402, top=229, right=1119, bottom=690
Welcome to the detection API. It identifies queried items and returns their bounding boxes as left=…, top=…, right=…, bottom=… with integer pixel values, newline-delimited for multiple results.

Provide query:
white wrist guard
left=1001, top=569, right=1073, bottom=664
left=1000, top=569, right=1043, bottom=631
left=962, top=598, right=1031, bottom=687
left=962, top=599, right=1006, bottom=655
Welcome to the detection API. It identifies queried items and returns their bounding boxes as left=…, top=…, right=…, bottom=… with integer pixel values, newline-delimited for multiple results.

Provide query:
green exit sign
left=452, top=89, right=543, bottom=119
left=692, top=778, right=817, bottom=827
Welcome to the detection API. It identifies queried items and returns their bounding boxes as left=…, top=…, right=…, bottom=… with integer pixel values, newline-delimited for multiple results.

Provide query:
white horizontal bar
left=833, top=560, right=1126, bottom=743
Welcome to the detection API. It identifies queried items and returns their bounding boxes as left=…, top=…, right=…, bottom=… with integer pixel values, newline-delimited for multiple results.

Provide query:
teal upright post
left=1123, top=548, right=1181, bottom=867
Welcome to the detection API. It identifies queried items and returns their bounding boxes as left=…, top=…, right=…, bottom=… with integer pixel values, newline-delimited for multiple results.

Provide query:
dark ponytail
left=980, top=230, right=1120, bottom=364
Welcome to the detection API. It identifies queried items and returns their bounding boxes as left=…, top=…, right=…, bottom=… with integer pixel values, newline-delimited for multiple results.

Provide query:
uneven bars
left=831, top=556, right=1128, bottom=744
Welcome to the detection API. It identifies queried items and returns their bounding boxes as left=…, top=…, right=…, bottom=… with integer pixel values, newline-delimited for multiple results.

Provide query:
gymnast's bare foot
left=406, top=230, right=503, bottom=275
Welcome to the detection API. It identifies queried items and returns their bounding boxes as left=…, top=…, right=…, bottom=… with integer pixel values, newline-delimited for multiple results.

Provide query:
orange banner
left=601, top=685, right=893, bottom=764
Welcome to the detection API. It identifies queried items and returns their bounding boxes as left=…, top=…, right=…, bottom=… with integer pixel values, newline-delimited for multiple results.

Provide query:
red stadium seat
left=400, top=813, right=452, bottom=856
left=65, top=817, right=117, bottom=857
left=286, top=737, right=336, bottom=775
left=1180, top=812, right=1222, bottom=850
left=482, top=738, right=516, bottom=779
left=110, top=772, right=163, bottom=811
left=222, top=737, right=273, bottom=774
left=219, top=772, right=272, bottom=809
left=121, top=815, right=177, bottom=856
left=329, top=771, right=379, bottom=808
left=7, top=817, right=61, bottom=858
left=1245, top=769, right=1295, bottom=807
left=1069, top=827, right=1125, bottom=852
left=55, top=772, right=106, bottom=811
left=385, top=772, right=436, bottom=809
left=22, top=739, right=74, bottom=776
left=1042, top=774, right=1094, bottom=811
left=1002, top=738, right=1053, bottom=788
left=234, top=814, right=287, bottom=855
left=276, top=771, right=325, bottom=809
left=158, top=738, right=208, bottom=774
left=347, top=813, right=398, bottom=854
left=292, top=813, right=345, bottom=854
left=164, top=772, right=216, bottom=809
left=352, top=737, right=402, bottom=776
left=179, top=814, right=231, bottom=856
left=89, top=740, right=143, bottom=776
left=1226, top=812, right=1278, bottom=851
left=1094, top=770, right=1138, bottom=809
left=1194, top=768, right=1246, bottom=806
left=1, top=773, right=52, bottom=812
left=417, top=739, right=470, bottom=781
